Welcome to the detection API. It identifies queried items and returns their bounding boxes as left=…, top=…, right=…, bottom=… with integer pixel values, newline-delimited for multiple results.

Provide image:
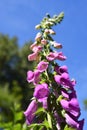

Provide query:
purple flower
left=46, top=52, right=66, bottom=61
left=37, top=61, right=49, bottom=72
left=34, top=83, right=49, bottom=99
left=27, top=70, right=40, bottom=85
left=55, top=65, right=68, bottom=74
left=32, top=45, right=42, bottom=53
left=39, top=97, right=48, bottom=109
left=65, top=113, right=79, bottom=128
left=28, top=52, right=39, bottom=61
left=24, top=100, right=38, bottom=125
left=60, top=98, right=80, bottom=117
left=34, top=83, right=49, bottom=109
left=33, top=70, right=41, bottom=85
left=56, top=52, right=67, bottom=61
left=69, top=91, right=77, bottom=99
left=27, top=71, right=34, bottom=83
left=54, top=72, right=74, bottom=88
left=65, top=113, right=84, bottom=130
left=46, top=52, right=58, bottom=61
left=61, top=88, right=69, bottom=99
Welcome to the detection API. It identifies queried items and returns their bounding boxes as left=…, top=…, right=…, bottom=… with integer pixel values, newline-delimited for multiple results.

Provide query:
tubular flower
left=54, top=72, right=74, bottom=89
left=27, top=70, right=40, bottom=85
left=33, top=83, right=49, bottom=99
left=56, top=52, right=67, bottom=61
left=37, top=61, right=49, bottom=72
left=60, top=98, right=80, bottom=117
left=46, top=52, right=67, bottom=61
left=54, top=65, right=68, bottom=74
left=28, top=52, right=39, bottom=61
left=34, top=83, right=49, bottom=109
left=30, top=43, right=42, bottom=53
left=27, top=70, right=34, bottom=83
left=46, top=52, right=59, bottom=61
left=24, top=100, right=38, bottom=125
left=65, top=113, right=84, bottom=130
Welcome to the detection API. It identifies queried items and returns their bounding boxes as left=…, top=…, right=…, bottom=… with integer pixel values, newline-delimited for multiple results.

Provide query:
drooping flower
left=54, top=72, right=74, bottom=88
left=65, top=113, right=84, bottom=130
left=60, top=98, right=80, bottom=117
left=37, top=61, right=49, bottom=72
left=30, top=42, right=37, bottom=50
left=46, top=52, right=59, bottom=61
left=34, top=83, right=49, bottom=109
left=46, top=52, right=66, bottom=61
left=51, top=41, right=62, bottom=49
left=24, top=100, right=38, bottom=125
left=30, top=43, right=42, bottom=53
left=61, top=88, right=69, bottom=99
left=28, top=52, right=39, bottom=61
left=33, top=83, right=49, bottom=99
left=33, top=70, right=41, bottom=85
left=55, top=65, right=68, bottom=74
left=27, top=70, right=40, bottom=85
left=27, top=70, right=34, bottom=83
left=57, top=52, right=67, bottom=61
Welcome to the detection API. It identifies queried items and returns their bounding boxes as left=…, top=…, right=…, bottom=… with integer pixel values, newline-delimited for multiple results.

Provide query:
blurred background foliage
left=0, top=33, right=35, bottom=130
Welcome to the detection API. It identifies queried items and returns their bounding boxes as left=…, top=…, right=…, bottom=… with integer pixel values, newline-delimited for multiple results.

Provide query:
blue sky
left=0, top=0, right=87, bottom=129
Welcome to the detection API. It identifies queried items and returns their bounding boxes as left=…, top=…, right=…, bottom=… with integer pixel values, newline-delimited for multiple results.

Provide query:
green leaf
left=13, top=123, right=21, bottom=130
left=22, top=123, right=28, bottom=130
left=14, top=111, right=23, bottom=123
left=47, top=113, right=52, bottom=129
left=0, top=122, right=12, bottom=128
left=28, top=123, right=38, bottom=129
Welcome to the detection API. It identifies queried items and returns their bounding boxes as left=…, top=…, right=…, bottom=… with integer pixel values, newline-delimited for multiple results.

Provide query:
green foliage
left=0, top=34, right=35, bottom=129
left=64, top=125, right=76, bottom=130
left=0, top=101, right=28, bottom=130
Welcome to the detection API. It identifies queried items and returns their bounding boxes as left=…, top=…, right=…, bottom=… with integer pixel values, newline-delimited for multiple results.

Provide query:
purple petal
left=27, top=70, right=34, bottom=83
left=57, top=52, right=67, bottom=61
left=33, top=70, right=41, bottom=85
left=33, top=83, right=49, bottom=99
left=59, top=65, right=68, bottom=74
left=37, top=61, right=48, bottom=72
left=46, top=52, right=58, bottom=61
left=65, top=113, right=79, bottom=129
left=24, top=100, right=38, bottom=125
left=39, top=97, right=48, bottom=109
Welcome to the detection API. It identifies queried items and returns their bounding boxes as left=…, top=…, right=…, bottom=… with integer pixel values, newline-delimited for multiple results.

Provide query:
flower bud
left=35, top=24, right=41, bottom=29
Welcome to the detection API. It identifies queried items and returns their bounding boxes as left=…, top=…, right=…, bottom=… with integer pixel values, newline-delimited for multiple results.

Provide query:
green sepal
left=64, top=125, right=76, bottom=130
